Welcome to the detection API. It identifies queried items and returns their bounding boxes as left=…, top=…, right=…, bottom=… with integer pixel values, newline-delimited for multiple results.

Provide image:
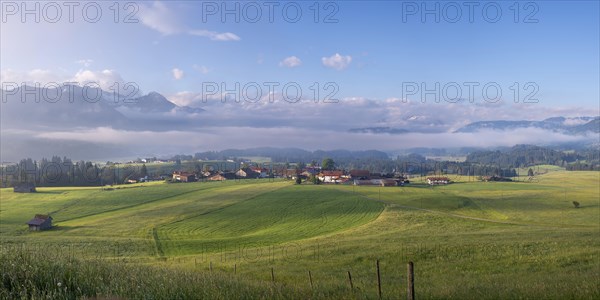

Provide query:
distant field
left=516, top=164, right=566, bottom=176
left=425, top=155, right=467, bottom=162
left=239, top=156, right=273, bottom=163
left=1, top=171, right=598, bottom=299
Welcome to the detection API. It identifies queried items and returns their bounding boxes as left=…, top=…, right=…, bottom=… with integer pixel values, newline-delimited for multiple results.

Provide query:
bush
left=572, top=201, right=580, bottom=208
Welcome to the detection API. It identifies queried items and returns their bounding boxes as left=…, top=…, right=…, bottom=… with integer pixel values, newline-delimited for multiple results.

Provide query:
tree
left=309, top=174, right=321, bottom=184
left=527, top=168, right=534, bottom=177
left=295, top=177, right=302, bottom=185
left=140, top=164, right=148, bottom=178
left=572, top=201, right=580, bottom=208
left=322, top=158, right=335, bottom=170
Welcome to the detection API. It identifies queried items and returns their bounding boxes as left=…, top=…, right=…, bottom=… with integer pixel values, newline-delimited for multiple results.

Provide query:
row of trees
left=0, top=157, right=148, bottom=188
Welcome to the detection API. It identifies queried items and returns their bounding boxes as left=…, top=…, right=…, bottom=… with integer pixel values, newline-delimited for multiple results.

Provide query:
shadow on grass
left=31, top=191, right=64, bottom=194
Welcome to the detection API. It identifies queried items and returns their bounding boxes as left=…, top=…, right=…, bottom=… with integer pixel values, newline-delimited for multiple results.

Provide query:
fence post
left=234, top=263, right=237, bottom=274
left=377, top=259, right=382, bottom=299
left=271, top=267, right=275, bottom=282
left=407, top=261, right=415, bottom=300
left=347, top=270, right=354, bottom=290
left=209, top=261, right=213, bottom=272
left=308, top=270, right=314, bottom=289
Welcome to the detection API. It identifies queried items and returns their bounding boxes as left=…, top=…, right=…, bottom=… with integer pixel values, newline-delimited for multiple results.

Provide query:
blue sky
left=1, top=1, right=599, bottom=158
left=2, top=1, right=598, bottom=106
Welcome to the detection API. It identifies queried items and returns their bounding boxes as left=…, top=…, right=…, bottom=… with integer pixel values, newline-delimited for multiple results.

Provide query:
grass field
left=1, top=171, right=598, bottom=299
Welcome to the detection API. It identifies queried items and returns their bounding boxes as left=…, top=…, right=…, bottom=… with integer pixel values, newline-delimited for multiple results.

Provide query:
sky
left=0, top=1, right=599, bottom=160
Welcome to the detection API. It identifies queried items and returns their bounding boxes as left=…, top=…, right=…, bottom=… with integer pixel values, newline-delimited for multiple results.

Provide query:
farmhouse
left=235, top=168, right=260, bottom=179
left=208, top=172, right=237, bottom=181
left=318, top=171, right=344, bottom=183
left=301, top=169, right=318, bottom=178
left=26, top=214, right=53, bottom=231
left=282, top=169, right=301, bottom=179
left=172, top=171, right=196, bottom=182
left=14, top=183, right=36, bottom=193
left=380, top=179, right=399, bottom=187
left=482, top=175, right=513, bottom=182
left=249, top=167, right=269, bottom=178
left=427, top=177, right=451, bottom=185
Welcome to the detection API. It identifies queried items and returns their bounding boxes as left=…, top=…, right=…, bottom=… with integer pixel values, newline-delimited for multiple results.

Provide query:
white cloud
left=168, top=91, right=204, bottom=106
left=193, top=65, right=211, bottom=74
left=138, top=2, right=240, bottom=41
left=279, top=56, right=302, bottom=68
left=138, top=1, right=183, bottom=35
left=32, top=126, right=591, bottom=155
left=188, top=30, right=240, bottom=41
left=322, top=53, right=352, bottom=70
left=1, top=69, right=66, bottom=85
left=172, top=68, right=184, bottom=80
left=71, top=69, right=128, bottom=91
left=1, top=68, right=140, bottom=96
left=75, top=59, right=94, bottom=67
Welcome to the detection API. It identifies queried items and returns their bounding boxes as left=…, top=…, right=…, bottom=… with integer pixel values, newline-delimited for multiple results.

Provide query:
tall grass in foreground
left=0, top=248, right=342, bottom=300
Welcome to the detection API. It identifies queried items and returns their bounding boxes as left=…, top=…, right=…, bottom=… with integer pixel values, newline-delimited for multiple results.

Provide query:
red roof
left=321, top=171, right=344, bottom=176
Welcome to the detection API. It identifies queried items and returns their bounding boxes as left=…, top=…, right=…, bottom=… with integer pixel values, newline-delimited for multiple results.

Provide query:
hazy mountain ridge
left=455, top=116, right=599, bottom=134
left=348, top=127, right=410, bottom=134
left=0, top=86, right=203, bottom=130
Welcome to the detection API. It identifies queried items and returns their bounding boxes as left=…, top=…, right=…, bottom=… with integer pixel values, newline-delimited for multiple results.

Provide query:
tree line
left=0, top=156, right=148, bottom=188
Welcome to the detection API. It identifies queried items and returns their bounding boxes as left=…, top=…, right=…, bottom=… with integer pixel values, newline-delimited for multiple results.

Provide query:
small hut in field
left=26, top=214, right=53, bottom=231
left=14, top=183, right=36, bottom=193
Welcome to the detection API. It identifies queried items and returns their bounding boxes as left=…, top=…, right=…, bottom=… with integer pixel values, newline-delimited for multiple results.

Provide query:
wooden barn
left=172, top=171, right=197, bottom=182
left=26, top=214, right=53, bottom=231
left=14, top=183, right=36, bottom=193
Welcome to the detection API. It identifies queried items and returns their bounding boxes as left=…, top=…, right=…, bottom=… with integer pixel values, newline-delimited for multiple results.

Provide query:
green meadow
left=1, top=171, right=598, bottom=299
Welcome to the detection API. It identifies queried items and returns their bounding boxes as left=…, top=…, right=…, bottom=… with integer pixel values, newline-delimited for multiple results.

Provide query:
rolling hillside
left=1, top=171, right=598, bottom=299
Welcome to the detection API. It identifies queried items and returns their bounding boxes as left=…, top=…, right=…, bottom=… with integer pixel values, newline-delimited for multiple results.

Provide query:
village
left=169, top=166, right=451, bottom=187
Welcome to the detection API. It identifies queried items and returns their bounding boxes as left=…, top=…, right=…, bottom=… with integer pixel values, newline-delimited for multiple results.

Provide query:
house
left=235, top=168, right=260, bottom=179
left=208, top=172, right=237, bottom=181
left=26, top=214, right=53, bottom=231
left=395, top=175, right=410, bottom=184
left=427, top=177, right=450, bottom=185
left=282, top=169, right=301, bottom=179
left=249, top=167, right=269, bottom=178
left=14, top=183, right=36, bottom=193
left=318, top=171, right=345, bottom=183
left=172, top=171, right=197, bottom=182
left=301, top=169, right=318, bottom=178
left=208, top=174, right=227, bottom=181
left=380, top=179, right=399, bottom=187
left=482, top=175, right=512, bottom=182
left=349, top=170, right=370, bottom=180
left=353, top=179, right=378, bottom=186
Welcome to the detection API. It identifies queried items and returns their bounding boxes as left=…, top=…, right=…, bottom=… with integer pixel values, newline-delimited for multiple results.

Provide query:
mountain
left=0, top=85, right=204, bottom=131
left=115, top=92, right=204, bottom=114
left=455, top=116, right=599, bottom=135
left=348, top=127, right=410, bottom=134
